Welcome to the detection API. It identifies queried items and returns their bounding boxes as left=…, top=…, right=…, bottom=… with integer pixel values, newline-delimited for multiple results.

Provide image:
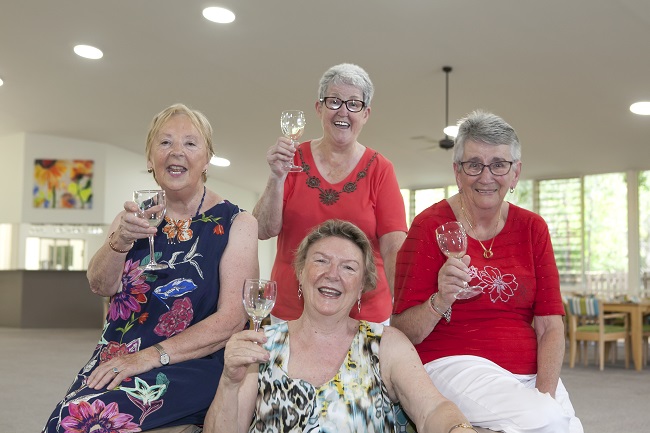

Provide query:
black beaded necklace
left=298, top=147, right=378, bottom=206
left=194, top=185, right=206, bottom=218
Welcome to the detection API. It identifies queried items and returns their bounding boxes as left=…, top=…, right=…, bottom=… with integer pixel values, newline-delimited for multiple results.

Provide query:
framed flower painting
left=33, top=159, right=94, bottom=209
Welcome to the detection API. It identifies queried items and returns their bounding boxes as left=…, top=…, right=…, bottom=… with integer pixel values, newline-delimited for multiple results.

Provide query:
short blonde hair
left=145, top=103, right=215, bottom=183
left=293, top=219, right=378, bottom=293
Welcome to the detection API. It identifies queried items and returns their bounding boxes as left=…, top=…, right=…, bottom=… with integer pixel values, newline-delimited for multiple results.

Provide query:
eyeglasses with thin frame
left=319, top=97, right=366, bottom=113
left=458, top=160, right=514, bottom=176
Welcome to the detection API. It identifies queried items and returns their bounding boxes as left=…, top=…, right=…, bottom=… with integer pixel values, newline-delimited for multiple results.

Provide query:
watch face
left=160, top=353, right=170, bottom=365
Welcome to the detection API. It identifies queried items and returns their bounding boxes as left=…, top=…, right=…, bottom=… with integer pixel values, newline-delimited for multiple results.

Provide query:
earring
left=357, top=297, right=361, bottom=313
left=147, top=168, right=153, bottom=173
left=298, top=285, right=302, bottom=299
left=510, top=187, right=515, bottom=193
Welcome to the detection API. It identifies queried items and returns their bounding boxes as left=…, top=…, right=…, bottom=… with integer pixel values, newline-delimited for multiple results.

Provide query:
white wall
left=0, top=132, right=276, bottom=275
left=0, top=133, right=26, bottom=223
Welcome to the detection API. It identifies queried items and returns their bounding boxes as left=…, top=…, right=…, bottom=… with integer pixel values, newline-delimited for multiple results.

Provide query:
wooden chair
left=642, top=316, right=650, bottom=366
left=565, top=296, right=629, bottom=370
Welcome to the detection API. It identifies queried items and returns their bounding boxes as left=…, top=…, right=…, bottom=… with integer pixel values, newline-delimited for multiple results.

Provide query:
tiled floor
left=1, top=327, right=648, bottom=432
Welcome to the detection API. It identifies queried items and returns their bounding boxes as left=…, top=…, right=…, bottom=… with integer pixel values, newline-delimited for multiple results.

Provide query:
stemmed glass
left=435, top=221, right=482, bottom=299
left=280, top=110, right=305, bottom=172
left=242, top=278, right=277, bottom=332
left=134, top=189, right=168, bottom=271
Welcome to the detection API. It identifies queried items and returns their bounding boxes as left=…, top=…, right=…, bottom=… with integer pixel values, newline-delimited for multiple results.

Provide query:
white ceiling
left=1, top=1, right=649, bottom=194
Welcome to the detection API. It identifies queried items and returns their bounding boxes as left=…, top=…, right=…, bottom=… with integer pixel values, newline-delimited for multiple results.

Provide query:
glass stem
left=253, top=320, right=261, bottom=332
left=148, top=235, right=157, bottom=264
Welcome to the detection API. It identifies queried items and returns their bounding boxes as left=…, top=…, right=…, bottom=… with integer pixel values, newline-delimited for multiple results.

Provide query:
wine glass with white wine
left=242, top=278, right=277, bottom=332
left=134, top=189, right=168, bottom=271
left=435, top=221, right=482, bottom=299
left=280, top=110, right=305, bottom=172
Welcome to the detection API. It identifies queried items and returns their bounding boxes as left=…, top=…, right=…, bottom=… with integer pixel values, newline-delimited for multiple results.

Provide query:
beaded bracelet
left=448, top=422, right=478, bottom=433
left=108, top=231, right=134, bottom=254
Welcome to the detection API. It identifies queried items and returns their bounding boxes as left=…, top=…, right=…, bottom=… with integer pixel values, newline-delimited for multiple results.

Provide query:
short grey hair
left=318, top=63, right=374, bottom=107
left=293, top=219, right=378, bottom=293
left=452, top=110, right=521, bottom=165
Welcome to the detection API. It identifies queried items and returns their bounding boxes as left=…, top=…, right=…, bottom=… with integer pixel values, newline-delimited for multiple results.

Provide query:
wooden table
left=603, top=301, right=650, bottom=371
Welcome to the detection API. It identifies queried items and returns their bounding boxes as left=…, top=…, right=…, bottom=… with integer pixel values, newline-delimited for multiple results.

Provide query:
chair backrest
left=566, top=297, right=599, bottom=317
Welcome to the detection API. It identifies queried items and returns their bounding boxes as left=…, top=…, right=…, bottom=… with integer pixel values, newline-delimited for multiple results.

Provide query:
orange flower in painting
left=163, top=218, right=193, bottom=243
left=60, top=192, right=77, bottom=208
left=138, top=312, right=149, bottom=324
left=213, top=224, right=224, bottom=235
left=71, top=160, right=93, bottom=181
left=34, top=159, right=68, bottom=189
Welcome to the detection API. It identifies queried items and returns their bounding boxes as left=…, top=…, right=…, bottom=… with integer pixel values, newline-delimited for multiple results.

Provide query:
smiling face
left=316, top=83, right=370, bottom=147
left=454, top=139, right=521, bottom=211
left=300, top=236, right=365, bottom=317
left=146, top=113, right=210, bottom=193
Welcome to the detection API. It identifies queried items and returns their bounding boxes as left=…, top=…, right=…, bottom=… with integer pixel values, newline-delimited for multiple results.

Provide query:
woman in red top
left=392, top=110, right=583, bottom=433
left=253, top=63, right=406, bottom=323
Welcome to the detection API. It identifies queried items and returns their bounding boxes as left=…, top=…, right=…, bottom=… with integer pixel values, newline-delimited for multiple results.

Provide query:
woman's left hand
left=86, top=349, right=158, bottom=390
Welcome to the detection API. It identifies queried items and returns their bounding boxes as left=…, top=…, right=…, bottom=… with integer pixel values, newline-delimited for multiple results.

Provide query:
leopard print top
left=249, top=320, right=395, bottom=433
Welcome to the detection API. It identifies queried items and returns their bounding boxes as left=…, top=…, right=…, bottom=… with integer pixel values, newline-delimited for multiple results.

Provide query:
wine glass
left=242, top=278, right=277, bottom=332
left=435, top=221, right=482, bottom=299
left=280, top=110, right=305, bottom=172
left=134, top=189, right=168, bottom=271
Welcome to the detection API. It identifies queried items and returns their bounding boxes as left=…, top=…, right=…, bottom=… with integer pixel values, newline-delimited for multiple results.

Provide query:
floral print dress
left=42, top=201, right=243, bottom=433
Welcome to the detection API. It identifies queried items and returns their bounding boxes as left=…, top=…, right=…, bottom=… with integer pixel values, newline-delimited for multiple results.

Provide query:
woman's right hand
left=436, top=255, right=472, bottom=307
left=112, top=201, right=158, bottom=246
left=266, top=136, right=297, bottom=177
left=222, top=330, right=270, bottom=385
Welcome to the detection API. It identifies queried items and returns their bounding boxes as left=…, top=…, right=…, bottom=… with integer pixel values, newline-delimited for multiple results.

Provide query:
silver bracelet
left=429, top=293, right=451, bottom=323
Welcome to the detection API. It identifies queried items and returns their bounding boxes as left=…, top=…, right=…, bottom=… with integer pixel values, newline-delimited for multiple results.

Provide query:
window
left=538, top=178, right=583, bottom=286
left=640, top=171, right=650, bottom=295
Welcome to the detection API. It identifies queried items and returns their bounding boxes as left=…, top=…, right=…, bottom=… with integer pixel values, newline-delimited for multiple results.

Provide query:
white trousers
left=424, top=356, right=584, bottom=433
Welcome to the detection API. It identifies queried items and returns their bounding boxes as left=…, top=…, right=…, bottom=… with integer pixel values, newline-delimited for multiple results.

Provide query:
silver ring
left=112, top=367, right=119, bottom=374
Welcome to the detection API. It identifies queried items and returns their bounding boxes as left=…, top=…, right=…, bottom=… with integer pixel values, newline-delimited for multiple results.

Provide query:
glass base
left=287, top=164, right=303, bottom=172
left=455, top=286, right=483, bottom=300
left=138, top=262, right=168, bottom=271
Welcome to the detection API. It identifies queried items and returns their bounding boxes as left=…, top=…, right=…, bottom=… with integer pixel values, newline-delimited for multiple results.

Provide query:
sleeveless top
left=42, top=201, right=243, bottom=432
left=249, top=320, right=395, bottom=433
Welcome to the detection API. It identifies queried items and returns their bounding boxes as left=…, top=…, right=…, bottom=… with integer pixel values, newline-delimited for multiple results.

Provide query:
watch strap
left=153, top=343, right=169, bottom=365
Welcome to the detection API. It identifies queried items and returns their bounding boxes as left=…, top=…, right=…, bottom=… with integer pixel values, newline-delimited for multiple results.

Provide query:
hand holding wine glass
left=280, top=110, right=305, bottom=172
left=134, top=189, right=168, bottom=271
left=242, top=279, right=277, bottom=332
left=435, top=221, right=482, bottom=299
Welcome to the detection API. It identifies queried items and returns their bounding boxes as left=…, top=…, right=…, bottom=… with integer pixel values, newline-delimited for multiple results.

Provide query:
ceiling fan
left=411, top=65, right=455, bottom=150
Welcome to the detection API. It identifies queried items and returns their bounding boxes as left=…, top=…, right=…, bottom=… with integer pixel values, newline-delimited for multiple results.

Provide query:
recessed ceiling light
left=203, top=6, right=235, bottom=24
left=210, top=156, right=231, bottom=167
left=630, top=101, right=650, bottom=115
left=443, top=125, right=458, bottom=138
left=0, top=77, right=3, bottom=87
left=74, top=44, right=103, bottom=60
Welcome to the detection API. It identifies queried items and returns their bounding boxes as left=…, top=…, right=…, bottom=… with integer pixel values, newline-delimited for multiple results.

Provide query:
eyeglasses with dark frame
left=319, top=97, right=366, bottom=113
left=459, top=160, right=514, bottom=176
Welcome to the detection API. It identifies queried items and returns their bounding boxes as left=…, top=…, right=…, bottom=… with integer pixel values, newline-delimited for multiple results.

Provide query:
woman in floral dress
left=42, top=104, right=258, bottom=432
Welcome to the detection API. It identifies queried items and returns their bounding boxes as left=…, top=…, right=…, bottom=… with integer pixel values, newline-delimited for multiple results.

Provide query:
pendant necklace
left=459, top=196, right=501, bottom=259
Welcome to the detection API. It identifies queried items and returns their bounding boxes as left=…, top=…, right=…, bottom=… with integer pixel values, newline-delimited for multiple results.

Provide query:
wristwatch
left=153, top=343, right=170, bottom=366
left=430, top=293, right=452, bottom=323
